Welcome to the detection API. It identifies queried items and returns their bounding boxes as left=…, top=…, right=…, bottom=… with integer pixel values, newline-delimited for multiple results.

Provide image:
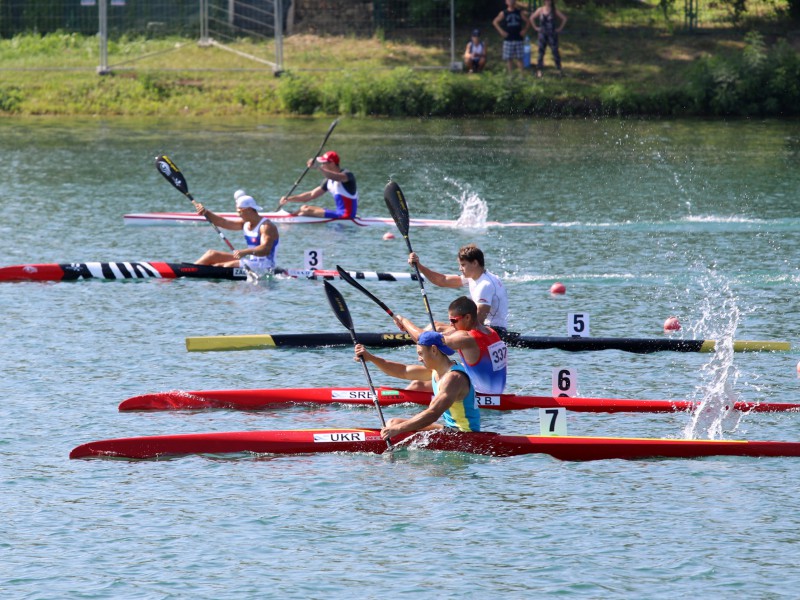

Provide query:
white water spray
left=443, top=177, right=489, bottom=228
left=683, top=269, right=750, bottom=439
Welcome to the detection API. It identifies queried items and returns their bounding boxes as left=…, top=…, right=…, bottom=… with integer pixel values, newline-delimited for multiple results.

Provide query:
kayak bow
left=118, top=386, right=800, bottom=414
left=69, top=428, right=800, bottom=461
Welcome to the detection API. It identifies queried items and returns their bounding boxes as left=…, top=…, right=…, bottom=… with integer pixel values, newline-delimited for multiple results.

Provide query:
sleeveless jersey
left=242, top=217, right=278, bottom=271
left=503, top=8, right=525, bottom=41
left=468, top=41, right=485, bottom=58
left=458, top=327, right=508, bottom=394
left=432, top=363, right=480, bottom=432
left=322, top=169, right=358, bottom=219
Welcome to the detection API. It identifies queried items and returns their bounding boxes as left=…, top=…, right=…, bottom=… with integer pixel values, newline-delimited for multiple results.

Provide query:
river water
left=2, top=117, right=800, bottom=598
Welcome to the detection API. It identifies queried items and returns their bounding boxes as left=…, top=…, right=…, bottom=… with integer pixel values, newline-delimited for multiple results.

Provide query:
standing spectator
left=463, top=29, right=487, bottom=74
left=492, top=0, right=529, bottom=74
left=530, top=0, right=567, bottom=78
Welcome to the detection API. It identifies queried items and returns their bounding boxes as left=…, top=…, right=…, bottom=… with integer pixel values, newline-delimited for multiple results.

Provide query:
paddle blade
left=384, top=181, right=410, bottom=236
left=324, top=280, right=355, bottom=332
left=336, top=265, right=394, bottom=318
left=155, top=155, right=190, bottom=197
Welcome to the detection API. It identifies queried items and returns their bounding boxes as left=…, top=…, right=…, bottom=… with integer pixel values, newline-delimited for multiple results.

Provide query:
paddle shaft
left=155, top=155, right=236, bottom=252
left=323, top=281, right=392, bottom=448
left=335, top=265, right=395, bottom=318
left=384, top=182, right=437, bottom=330
left=276, top=119, right=339, bottom=211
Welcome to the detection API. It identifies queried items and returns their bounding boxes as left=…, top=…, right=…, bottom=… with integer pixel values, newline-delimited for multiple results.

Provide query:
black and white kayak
left=0, top=262, right=418, bottom=283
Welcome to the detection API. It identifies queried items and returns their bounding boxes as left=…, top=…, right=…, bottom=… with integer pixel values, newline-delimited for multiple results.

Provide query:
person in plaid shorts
left=492, top=0, right=529, bottom=73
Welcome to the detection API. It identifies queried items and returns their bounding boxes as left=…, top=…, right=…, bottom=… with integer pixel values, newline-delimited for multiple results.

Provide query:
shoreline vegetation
left=1, top=6, right=799, bottom=118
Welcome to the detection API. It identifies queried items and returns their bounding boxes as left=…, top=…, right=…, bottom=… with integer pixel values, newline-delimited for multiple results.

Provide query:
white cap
left=234, top=189, right=247, bottom=200
left=235, top=195, right=263, bottom=211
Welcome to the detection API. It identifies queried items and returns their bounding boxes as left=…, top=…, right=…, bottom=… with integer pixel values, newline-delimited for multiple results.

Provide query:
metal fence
left=0, top=0, right=457, bottom=73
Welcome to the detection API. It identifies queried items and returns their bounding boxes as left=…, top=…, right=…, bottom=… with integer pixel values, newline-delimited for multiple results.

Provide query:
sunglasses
left=449, top=315, right=464, bottom=324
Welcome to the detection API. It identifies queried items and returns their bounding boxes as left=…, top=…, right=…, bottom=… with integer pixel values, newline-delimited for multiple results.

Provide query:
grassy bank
left=1, top=2, right=799, bottom=117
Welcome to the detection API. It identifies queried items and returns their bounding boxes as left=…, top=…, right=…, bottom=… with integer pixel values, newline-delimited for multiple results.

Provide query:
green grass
left=0, top=0, right=798, bottom=117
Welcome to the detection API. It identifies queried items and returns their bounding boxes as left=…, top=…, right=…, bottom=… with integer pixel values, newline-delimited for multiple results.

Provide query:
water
left=2, top=117, right=800, bottom=598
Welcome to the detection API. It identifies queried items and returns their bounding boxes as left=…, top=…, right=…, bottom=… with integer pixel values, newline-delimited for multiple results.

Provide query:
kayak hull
left=118, top=386, right=800, bottom=414
left=184, top=332, right=791, bottom=353
left=0, top=263, right=416, bottom=283
left=69, top=428, right=800, bottom=461
left=123, top=211, right=544, bottom=228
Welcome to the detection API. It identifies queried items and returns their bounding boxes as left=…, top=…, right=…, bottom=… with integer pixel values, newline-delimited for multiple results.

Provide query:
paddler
left=192, top=191, right=279, bottom=276
left=395, top=296, right=508, bottom=395
left=409, top=244, right=510, bottom=338
left=354, top=330, right=479, bottom=440
left=278, top=151, right=358, bottom=219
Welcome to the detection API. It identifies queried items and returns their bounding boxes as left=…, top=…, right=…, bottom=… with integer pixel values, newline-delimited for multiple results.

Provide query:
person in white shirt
left=408, top=243, right=509, bottom=338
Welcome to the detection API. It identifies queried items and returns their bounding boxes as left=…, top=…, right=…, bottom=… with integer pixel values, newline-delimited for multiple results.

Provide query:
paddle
left=335, top=265, right=395, bottom=319
left=276, top=119, right=339, bottom=211
left=155, top=155, right=236, bottom=252
left=323, top=280, right=392, bottom=449
left=155, top=155, right=259, bottom=281
left=383, top=181, right=437, bottom=330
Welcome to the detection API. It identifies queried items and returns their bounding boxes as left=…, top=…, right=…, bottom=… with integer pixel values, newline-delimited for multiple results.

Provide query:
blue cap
left=418, top=331, right=455, bottom=356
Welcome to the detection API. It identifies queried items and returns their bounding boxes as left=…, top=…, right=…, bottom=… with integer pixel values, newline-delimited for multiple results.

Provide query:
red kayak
left=69, top=428, right=800, bottom=461
left=118, top=386, right=800, bottom=414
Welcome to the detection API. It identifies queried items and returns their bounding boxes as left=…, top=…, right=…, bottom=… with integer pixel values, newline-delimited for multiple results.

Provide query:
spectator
left=463, top=29, right=487, bottom=74
left=492, top=0, right=529, bottom=74
left=530, top=0, right=567, bottom=78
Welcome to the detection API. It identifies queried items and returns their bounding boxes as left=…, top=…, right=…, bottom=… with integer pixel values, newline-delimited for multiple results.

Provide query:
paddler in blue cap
left=354, top=330, right=479, bottom=440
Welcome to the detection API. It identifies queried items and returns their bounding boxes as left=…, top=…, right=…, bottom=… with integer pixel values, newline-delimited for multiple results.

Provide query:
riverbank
left=1, top=8, right=799, bottom=117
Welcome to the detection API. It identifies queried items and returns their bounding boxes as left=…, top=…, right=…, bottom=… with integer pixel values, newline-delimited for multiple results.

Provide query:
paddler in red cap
left=354, top=330, right=480, bottom=440
left=279, top=150, right=359, bottom=219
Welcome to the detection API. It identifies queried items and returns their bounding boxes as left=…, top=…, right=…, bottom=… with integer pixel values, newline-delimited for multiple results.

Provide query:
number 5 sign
left=567, top=312, right=590, bottom=337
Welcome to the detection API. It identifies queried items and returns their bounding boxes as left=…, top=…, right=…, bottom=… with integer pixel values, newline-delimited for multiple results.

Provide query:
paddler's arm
left=392, top=315, right=428, bottom=341
left=355, top=344, right=431, bottom=381
left=408, top=253, right=463, bottom=288
left=279, top=185, right=326, bottom=207
left=476, top=303, right=491, bottom=325
left=193, top=201, right=243, bottom=230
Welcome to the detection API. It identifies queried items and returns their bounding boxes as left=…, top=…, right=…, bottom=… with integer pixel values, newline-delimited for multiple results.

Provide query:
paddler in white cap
left=192, top=191, right=279, bottom=275
left=354, top=330, right=480, bottom=441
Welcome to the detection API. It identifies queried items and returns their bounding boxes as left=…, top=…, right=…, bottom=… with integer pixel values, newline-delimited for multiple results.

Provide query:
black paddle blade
left=324, top=280, right=355, bottom=332
left=384, top=181, right=410, bottom=236
left=155, top=155, right=190, bottom=197
left=336, top=265, right=394, bottom=318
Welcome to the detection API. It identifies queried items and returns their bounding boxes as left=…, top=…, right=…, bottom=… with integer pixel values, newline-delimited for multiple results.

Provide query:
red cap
left=317, top=151, right=340, bottom=165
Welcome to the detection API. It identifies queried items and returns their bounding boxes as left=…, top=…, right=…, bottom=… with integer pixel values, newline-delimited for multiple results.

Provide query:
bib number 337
left=488, top=340, right=508, bottom=371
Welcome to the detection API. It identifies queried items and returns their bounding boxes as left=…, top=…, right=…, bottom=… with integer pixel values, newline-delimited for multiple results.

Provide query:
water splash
left=443, top=177, right=488, bottom=228
left=683, top=269, right=749, bottom=440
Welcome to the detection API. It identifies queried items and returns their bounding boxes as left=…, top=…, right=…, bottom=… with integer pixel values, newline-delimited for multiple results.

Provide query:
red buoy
left=664, top=316, right=681, bottom=331
left=550, top=282, right=566, bottom=295
left=382, top=232, right=395, bottom=240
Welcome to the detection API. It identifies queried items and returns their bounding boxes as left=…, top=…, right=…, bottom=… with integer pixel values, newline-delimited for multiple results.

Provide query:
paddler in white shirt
left=409, top=244, right=510, bottom=338
left=192, top=191, right=279, bottom=276
left=396, top=296, right=508, bottom=395
left=354, top=330, right=480, bottom=441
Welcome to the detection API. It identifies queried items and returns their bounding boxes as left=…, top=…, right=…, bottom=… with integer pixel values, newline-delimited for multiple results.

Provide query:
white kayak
left=123, top=210, right=544, bottom=228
